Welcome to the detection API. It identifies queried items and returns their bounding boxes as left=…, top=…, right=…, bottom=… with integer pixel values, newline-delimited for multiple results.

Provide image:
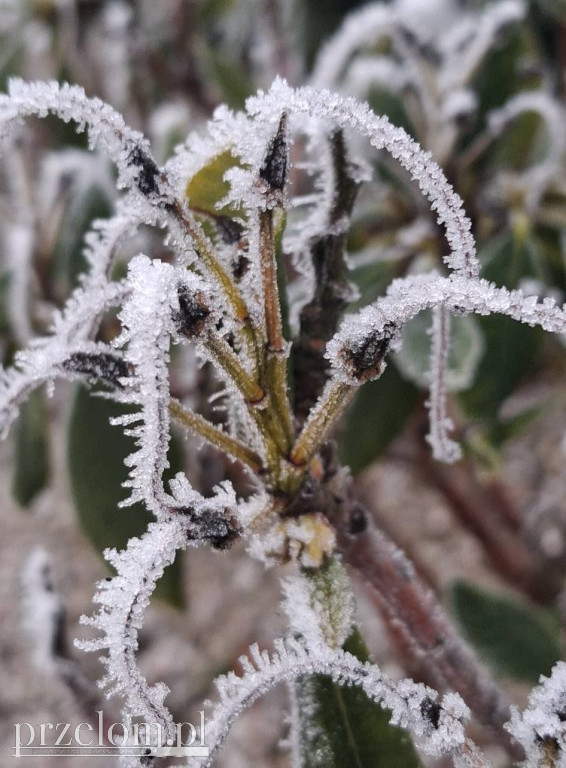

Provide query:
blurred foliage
left=12, top=388, right=50, bottom=507
left=448, top=580, right=562, bottom=683
left=68, top=386, right=185, bottom=608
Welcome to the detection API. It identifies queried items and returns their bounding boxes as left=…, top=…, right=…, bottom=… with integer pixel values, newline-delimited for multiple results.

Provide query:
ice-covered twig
left=488, top=92, right=566, bottom=211
left=506, top=661, right=566, bottom=767
left=76, top=500, right=238, bottom=755
left=188, top=637, right=488, bottom=768
left=426, top=304, right=462, bottom=463
left=327, top=273, right=566, bottom=386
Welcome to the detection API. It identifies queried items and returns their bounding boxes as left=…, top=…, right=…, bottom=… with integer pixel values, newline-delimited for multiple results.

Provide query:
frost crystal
left=188, top=637, right=484, bottom=768
left=0, top=71, right=562, bottom=768
left=506, top=662, right=566, bottom=766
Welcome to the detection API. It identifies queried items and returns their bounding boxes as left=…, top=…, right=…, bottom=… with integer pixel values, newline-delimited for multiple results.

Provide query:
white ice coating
left=186, top=637, right=485, bottom=768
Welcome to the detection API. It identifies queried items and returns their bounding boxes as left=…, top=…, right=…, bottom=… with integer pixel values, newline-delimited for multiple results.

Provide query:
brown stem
left=420, top=452, right=562, bottom=605
left=259, top=209, right=285, bottom=354
left=333, top=499, right=522, bottom=761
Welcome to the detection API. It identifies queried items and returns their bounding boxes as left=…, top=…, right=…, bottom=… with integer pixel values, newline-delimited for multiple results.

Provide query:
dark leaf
left=67, top=386, right=185, bottom=608
left=339, top=362, right=419, bottom=475
left=448, top=580, right=561, bottom=683
left=294, top=626, right=423, bottom=767
left=12, top=388, right=50, bottom=507
left=459, top=233, right=543, bottom=420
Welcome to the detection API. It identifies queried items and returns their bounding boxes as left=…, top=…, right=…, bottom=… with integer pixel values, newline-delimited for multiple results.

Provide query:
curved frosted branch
left=188, top=637, right=489, bottom=768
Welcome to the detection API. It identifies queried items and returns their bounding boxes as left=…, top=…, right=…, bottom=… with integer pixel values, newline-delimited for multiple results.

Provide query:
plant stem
left=290, top=379, right=355, bottom=468
left=205, top=334, right=265, bottom=405
left=172, top=201, right=261, bottom=370
left=333, top=500, right=521, bottom=760
left=169, top=398, right=263, bottom=472
left=258, top=208, right=294, bottom=450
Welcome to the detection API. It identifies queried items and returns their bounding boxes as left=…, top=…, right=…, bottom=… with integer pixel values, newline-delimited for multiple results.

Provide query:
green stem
left=290, top=379, right=355, bottom=469
left=169, top=399, right=263, bottom=473
left=205, top=334, right=265, bottom=405
left=258, top=208, right=294, bottom=450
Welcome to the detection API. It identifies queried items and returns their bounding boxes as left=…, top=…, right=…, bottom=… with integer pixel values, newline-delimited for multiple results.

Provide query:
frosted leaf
left=186, top=637, right=486, bottom=768
left=281, top=559, right=355, bottom=650
left=439, top=1, right=526, bottom=92
left=488, top=92, right=566, bottom=211
left=506, top=661, right=566, bottom=766
left=245, top=79, right=479, bottom=278
left=327, top=273, right=566, bottom=386
left=0, top=80, right=155, bottom=198
left=112, top=254, right=227, bottom=517
left=310, top=4, right=396, bottom=89
left=76, top=518, right=193, bottom=748
left=0, top=280, right=126, bottom=437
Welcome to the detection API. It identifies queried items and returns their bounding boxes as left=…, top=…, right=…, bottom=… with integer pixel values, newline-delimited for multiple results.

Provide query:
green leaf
left=294, top=627, right=423, bottom=768
left=185, top=150, right=246, bottom=221
left=11, top=388, right=50, bottom=507
left=459, top=233, right=543, bottom=420
left=349, top=257, right=399, bottom=311
left=50, top=184, right=113, bottom=297
left=448, top=580, right=562, bottom=683
left=67, top=386, right=184, bottom=608
left=339, top=362, right=419, bottom=475
left=205, top=49, right=254, bottom=110
left=395, top=310, right=484, bottom=392
left=368, top=86, right=418, bottom=141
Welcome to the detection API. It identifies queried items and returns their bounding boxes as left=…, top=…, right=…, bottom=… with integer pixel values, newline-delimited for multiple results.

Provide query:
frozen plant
left=2, top=75, right=566, bottom=767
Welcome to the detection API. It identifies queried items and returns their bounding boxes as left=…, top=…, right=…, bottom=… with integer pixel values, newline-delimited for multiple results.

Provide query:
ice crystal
left=0, top=73, right=564, bottom=767
left=506, top=662, right=566, bottom=766
left=188, top=637, right=484, bottom=768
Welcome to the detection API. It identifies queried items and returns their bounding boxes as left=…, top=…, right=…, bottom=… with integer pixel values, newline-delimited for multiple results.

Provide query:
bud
left=127, top=144, right=162, bottom=198
left=215, top=215, right=244, bottom=245
left=340, top=325, right=394, bottom=383
left=259, top=113, right=288, bottom=192
left=175, top=285, right=211, bottom=339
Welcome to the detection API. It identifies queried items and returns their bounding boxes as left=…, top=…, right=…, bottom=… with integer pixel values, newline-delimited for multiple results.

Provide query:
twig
left=332, top=495, right=522, bottom=760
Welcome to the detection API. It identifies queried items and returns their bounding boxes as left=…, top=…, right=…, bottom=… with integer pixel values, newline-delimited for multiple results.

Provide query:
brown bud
left=175, top=286, right=211, bottom=338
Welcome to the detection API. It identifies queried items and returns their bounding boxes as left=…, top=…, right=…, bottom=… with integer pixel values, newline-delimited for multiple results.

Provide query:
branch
left=187, top=637, right=488, bottom=768
left=332, top=497, right=521, bottom=759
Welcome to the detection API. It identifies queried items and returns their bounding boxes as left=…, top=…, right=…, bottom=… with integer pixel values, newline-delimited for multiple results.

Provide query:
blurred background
left=2, top=1, right=566, bottom=765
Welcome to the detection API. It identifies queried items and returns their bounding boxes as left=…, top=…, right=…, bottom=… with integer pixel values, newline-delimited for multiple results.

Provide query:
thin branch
left=332, top=496, right=521, bottom=760
left=169, top=398, right=263, bottom=473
